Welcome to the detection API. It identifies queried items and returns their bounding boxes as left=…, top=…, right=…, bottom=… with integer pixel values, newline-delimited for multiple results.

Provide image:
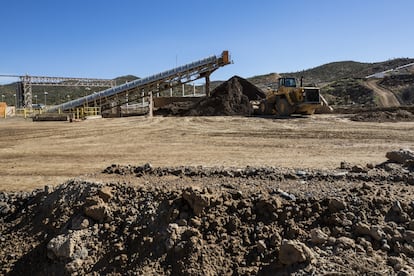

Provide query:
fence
left=9, top=106, right=101, bottom=120
left=0, top=102, right=6, bottom=118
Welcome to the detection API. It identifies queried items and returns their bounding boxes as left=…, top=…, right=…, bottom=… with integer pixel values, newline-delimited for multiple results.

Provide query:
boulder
left=278, top=239, right=314, bottom=265
left=182, top=188, right=210, bottom=216
left=337, top=236, right=355, bottom=249
left=47, top=234, right=74, bottom=260
left=84, top=203, right=109, bottom=222
left=370, top=225, right=386, bottom=241
left=98, top=186, right=113, bottom=202
left=328, top=198, right=347, bottom=212
left=47, top=231, right=89, bottom=261
left=386, top=149, right=414, bottom=164
left=355, top=222, right=371, bottom=236
left=310, top=228, right=329, bottom=244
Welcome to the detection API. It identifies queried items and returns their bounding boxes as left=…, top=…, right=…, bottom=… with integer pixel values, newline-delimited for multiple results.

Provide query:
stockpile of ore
left=156, top=76, right=265, bottom=116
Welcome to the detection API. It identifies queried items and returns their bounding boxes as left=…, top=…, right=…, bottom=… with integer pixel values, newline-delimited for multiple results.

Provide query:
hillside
left=1, top=58, right=413, bottom=108
left=221, top=58, right=413, bottom=91
left=320, top=78, right=375, bottom=106
left=283, top=58, right=414, bottom=85
left=265, top=58, right=414, bottom=107
left=380, top=74, right=414, bottom=105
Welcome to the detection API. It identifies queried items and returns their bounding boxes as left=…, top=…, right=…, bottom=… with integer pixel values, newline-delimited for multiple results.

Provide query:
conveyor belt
left=47, top=51, right=230, bottom=112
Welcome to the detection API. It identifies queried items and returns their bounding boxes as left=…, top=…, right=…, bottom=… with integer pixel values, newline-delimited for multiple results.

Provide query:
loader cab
left=279, top=77, right=298, bottom=88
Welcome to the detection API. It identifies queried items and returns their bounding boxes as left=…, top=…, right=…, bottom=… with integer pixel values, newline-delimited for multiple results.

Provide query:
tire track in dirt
left=364, top=79, right=400, bottom=107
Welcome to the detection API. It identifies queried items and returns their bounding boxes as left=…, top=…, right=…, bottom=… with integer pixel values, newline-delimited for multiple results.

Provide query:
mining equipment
left=259, top=77, right=321, bottom=116
left=47, top=51, right=231, bottom=114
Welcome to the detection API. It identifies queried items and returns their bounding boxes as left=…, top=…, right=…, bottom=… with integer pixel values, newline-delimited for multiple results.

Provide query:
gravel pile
left=350, top=109, right=414, bottom=122
left=157, top=76, right=265, bottom=116
left=1, top=149, right=414, bottom=275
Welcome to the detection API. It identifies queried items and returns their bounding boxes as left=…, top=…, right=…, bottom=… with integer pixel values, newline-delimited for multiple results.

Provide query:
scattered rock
left=84, top=200, right=110, bottom=222
left=1, top=161, right=414, bottom=275
left=134, top=163, right=153, bottom=174
left=337, top=236, right=355, bottom=249
left=279, top=239, right=314, bottom=265
left=370, top=225, right=386, bottom=241
left=278, top=190, right=296, bottom=201
left=0, top=202, right=11, bottom=215
left=340, top=161, right=352, bottom=170
left=408, top=221, right=414, bottom=231
left=351, top=165, right=368, bottom=173
left=97, top=187, right=113, bottom=202
left=257, top=240, right=267, bottom=253
left=47, top=231, right=89, bottom=261
left=386, top=149, right=414, bottom=164
left=403, top=230, right=414, bottom=245
left=182, top=188, right=210, bottom=216
left=71, top=215, right=90, bottom=230
left=355, top=222, right=371, bottom=236
left=310, top=228, right=329, bottom=244
left=328, top=198, right=347, bottom=212
left=47, top=234, right=74, bottom=260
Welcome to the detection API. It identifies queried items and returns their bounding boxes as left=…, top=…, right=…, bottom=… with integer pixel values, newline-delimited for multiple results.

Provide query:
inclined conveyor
left=47, top=51, right=230, bottom=112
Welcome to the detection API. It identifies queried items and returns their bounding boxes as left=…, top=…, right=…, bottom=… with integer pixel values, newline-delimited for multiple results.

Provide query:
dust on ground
left=1, top=79, right=414, bottom=274
left=1, top=114, right=414, bottom=191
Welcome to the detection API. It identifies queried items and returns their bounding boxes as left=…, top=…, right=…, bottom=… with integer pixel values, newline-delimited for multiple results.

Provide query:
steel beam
left=48, top=50, right=231, bottom=113
left=16, top=75, right=115, bottom=108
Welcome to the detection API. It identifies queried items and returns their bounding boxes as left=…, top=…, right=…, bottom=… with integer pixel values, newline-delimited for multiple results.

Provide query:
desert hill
left=1, top=58, right=413, bottom=107
left=283, top=58, right=414, bottom=85
left=236, top=58, right=414, bottom=107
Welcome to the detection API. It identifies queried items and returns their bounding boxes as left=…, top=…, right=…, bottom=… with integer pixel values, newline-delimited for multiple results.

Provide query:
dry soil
left=1, top=114, right=414, bottom=275
left=0, top=114, right=413, bottom=191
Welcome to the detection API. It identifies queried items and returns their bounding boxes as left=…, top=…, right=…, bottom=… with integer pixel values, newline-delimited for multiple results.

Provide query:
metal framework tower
left=13, top=75, right=115, bottom=108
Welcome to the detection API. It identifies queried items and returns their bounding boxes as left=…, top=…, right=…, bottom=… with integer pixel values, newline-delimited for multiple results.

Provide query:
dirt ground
left=363, top=79, right=400, bottom=107
left=1, top=113, right=414, bottom=275
left=0, top=114, right=413, bottom=191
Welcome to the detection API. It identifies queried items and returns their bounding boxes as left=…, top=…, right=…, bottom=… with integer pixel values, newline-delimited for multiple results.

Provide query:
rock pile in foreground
left=1, top=150, right=414, bottom=275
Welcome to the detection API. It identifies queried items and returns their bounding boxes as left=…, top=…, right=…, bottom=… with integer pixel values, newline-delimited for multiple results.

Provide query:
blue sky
left=0, top=0, right=413, bottom=84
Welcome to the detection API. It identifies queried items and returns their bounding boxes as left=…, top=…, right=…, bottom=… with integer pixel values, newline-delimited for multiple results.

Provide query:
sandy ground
left=1, top=114, right=413, bottom=191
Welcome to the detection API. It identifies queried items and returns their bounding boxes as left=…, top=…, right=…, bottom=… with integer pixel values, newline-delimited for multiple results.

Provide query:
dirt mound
left=350, top=108, right=414, bottom=122
left=1, top=153, right=414, bottom=275
left=224, top=75, right=266, bottom=101
left=157, top=76, right=265, bottom=116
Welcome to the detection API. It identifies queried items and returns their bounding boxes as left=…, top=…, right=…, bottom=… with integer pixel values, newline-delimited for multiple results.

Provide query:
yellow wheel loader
left=259, top=77, right=321, bottom=116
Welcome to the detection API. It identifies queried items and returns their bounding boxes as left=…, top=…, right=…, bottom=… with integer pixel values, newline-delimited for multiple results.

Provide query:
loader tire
left=275, top=98, right=294, bottom=116
left=259, top=101, right=270, bottom=115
